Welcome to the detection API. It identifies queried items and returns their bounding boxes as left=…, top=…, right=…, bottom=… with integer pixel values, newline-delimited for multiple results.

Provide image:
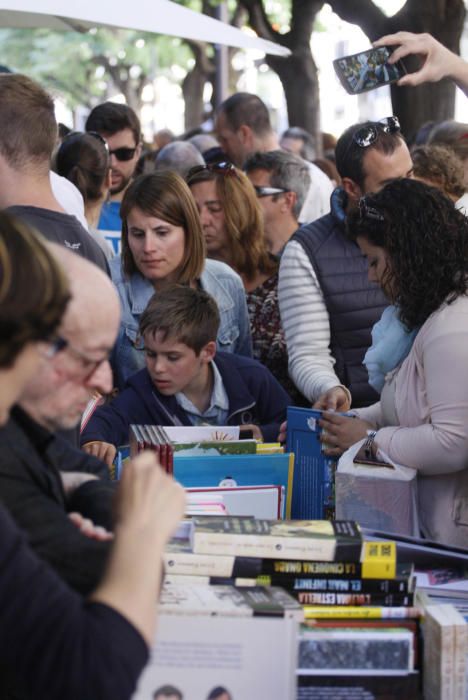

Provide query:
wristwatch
left=364, top=429, right=377, bottom=459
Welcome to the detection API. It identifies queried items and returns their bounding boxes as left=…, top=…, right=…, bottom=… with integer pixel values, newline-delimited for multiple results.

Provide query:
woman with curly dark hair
left=320, top=178, right=468, bottom=546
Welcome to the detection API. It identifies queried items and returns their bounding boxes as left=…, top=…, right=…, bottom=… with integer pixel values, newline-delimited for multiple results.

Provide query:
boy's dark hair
left=335, top=121, right=405, bottom=189
left=139, top=286, right=220, bottom=354
left=207, top=687, right=232, bottom=700
left=153, top=685, right=183, bottom=700
left=85, top=102, right=141, bottom=145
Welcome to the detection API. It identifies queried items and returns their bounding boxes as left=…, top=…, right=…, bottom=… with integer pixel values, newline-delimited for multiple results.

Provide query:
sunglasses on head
left=253, top=185, right=289, bottom=198
left=107, top=146, right=138, bottom=162
left=186, top=161, right=237, bottom=180
left=352, top=116, right=401, bottom=149
left=358, top=197, right=385, bottom=222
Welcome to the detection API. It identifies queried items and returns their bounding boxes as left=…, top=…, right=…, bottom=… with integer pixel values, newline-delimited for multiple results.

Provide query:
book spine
left=295, top=591, right=412, bottom=607
left=303, top=606, right=421, bottom=620
left=252, top=556, right=396, bottom=580
left=253, top=574, right=411, bottom=594
left=298, top=633, right=413, bottom=672
left=423, top=607, right=454, bottom=700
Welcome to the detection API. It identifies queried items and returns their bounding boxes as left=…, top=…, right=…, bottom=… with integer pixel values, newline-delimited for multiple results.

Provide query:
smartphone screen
left=333, top=46, right=406, bottom=95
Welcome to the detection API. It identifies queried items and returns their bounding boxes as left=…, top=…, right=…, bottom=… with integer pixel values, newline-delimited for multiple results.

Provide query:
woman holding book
left=110, top=170, right=252, bottom=389
left=319, top=178, right=468, bottom=547
left=0, top=213, right=185, bottom=699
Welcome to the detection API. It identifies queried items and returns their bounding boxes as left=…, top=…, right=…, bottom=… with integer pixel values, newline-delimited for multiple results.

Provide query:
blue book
left=286, top=407, right=336, bottom=520
left=173, top=452, right=295, bottom=519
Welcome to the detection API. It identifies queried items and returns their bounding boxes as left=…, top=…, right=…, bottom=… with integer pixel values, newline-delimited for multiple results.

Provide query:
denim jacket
left=109, top=257, right=253, bottom=390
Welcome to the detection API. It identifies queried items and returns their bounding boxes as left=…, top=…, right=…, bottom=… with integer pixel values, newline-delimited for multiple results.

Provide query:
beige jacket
left=357, top=295, right=468, bottom=548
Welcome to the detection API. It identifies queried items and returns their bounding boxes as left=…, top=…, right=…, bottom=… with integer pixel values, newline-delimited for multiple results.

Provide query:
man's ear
left=282, top=190, right=297, bottom=214
left=200, top=340, right=217, bottom=364
left=341, top=176, right=363, bottom=204
left=237, top=124, right=253, bottom=148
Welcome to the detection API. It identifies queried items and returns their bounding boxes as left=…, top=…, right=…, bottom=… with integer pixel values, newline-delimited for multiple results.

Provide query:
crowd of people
left=0, top=29, right=468, bottom=700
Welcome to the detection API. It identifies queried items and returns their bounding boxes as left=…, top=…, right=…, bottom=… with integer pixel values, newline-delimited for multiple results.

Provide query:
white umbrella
left=0, top=0, right=290, bottom=56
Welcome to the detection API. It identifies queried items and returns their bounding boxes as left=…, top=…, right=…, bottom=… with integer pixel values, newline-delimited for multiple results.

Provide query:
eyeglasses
left=358, top=197, right=385, bottom=222
left=186, top=161, right=237, bottom=181
left=352, top=116, right=401, bottom=149
left=53, top=340, right=111, bottom=381
left=41, top=335, right=68, bottom=359
left=253, top=185, right=289, bottom=198
left=108, top=146, right=138, bottom=162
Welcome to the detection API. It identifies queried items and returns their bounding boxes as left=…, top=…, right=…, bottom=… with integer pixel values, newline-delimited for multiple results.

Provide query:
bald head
left=20, top=249, right=120, bottom=431
left=51, top=245, right=120, bottom=345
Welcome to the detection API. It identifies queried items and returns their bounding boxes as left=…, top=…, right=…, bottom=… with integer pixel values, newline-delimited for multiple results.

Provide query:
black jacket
left=0, top=407, right=115, bottom=594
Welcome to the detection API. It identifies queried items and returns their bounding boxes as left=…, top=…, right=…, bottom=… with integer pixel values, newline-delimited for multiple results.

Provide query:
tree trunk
left=268, top=50, right=322, bottom=156
left=182, top=40, right=215, bottom=132
left=182, top=65, right=208, bottom=131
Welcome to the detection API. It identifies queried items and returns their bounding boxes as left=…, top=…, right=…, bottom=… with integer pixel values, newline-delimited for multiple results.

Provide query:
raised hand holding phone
left=333, top=45, right=407, bottom=95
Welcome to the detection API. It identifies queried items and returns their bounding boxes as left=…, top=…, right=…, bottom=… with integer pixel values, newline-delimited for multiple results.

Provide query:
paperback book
left=190, top=517, right=363, bottom=561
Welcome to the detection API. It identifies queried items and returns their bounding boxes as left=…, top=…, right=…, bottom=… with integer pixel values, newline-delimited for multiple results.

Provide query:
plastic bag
left=335, top=439, right=420, bottom=537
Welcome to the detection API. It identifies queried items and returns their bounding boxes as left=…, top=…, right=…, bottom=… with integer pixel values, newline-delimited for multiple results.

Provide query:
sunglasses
left=352, top=116, right=401, bottom=149
left=358, top=197, right=385, bottom=222
left=108, top=146, right=138, bottom=162
left=254, top=185, right=289, bottom=198
left=186, top=161, right=237, bottom=181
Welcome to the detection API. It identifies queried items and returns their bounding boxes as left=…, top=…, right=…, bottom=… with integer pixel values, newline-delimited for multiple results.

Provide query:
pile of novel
left=165, top=517, right=421, bottom=699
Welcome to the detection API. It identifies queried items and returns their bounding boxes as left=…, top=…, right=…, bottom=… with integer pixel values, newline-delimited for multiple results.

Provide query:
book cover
left=186, top=485, right=283, bottom=519
left=286, top=406, right=339, bottom=519
left=174, top=453, right=294, bottom=519
left=298, top=627, right=414, bottom=672
left=191, top=517, right=362, bottom=562
left=133, top=613, right=298, bottom=700
left=296, top=672, right=421, bottom=699
left=158, top=581, right=303, bottom=619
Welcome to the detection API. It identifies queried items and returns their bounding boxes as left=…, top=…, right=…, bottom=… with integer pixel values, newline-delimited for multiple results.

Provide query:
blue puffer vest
left=292, top=188, right=387, bottom=408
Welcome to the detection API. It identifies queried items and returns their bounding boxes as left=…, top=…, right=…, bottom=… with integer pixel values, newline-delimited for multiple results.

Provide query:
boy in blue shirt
left=81, top=286, right=291, bottom=466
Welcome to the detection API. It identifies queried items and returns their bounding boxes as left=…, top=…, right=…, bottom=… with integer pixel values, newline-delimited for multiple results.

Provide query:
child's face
left=143, top=331, right=213, bottom=396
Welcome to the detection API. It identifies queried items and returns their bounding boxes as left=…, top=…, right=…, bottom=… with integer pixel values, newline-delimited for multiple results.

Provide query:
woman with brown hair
left=110, top=170, right=252, bottom=389
left=187, top=163, right=303, bottom=403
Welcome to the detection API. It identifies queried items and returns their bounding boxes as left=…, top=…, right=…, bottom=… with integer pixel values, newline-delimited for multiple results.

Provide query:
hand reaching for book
left=82, top=440, right=116, bottom=468
left=319, top=412, right=375, bottom=457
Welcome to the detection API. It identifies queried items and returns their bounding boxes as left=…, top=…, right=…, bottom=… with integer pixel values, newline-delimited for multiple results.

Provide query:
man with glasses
left=86, top=102, right=142, bottom=252
left=278, top=118, right=413, bottom=411
left=0, top=74, right=108, bottom=274
left=244, top=150, right=311, bottom=258
left=0, top=247, right=121, bottom=595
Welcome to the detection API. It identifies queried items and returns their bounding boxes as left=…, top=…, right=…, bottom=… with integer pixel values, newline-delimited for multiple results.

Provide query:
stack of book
left=161, top=517, right=422, bottom=699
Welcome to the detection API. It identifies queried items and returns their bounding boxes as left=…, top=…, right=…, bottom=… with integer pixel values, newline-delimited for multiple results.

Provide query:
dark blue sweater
left=81, top=352, right=292, bottom=447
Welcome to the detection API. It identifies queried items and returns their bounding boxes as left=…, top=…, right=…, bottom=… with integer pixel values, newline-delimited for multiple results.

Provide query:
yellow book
left=361, top=541, right=397, bottom=579
left=303, top=605, right=421, bottom=620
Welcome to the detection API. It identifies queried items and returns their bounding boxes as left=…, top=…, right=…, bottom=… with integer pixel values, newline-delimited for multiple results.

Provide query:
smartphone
left=333, top=46, right=406, bottom=95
